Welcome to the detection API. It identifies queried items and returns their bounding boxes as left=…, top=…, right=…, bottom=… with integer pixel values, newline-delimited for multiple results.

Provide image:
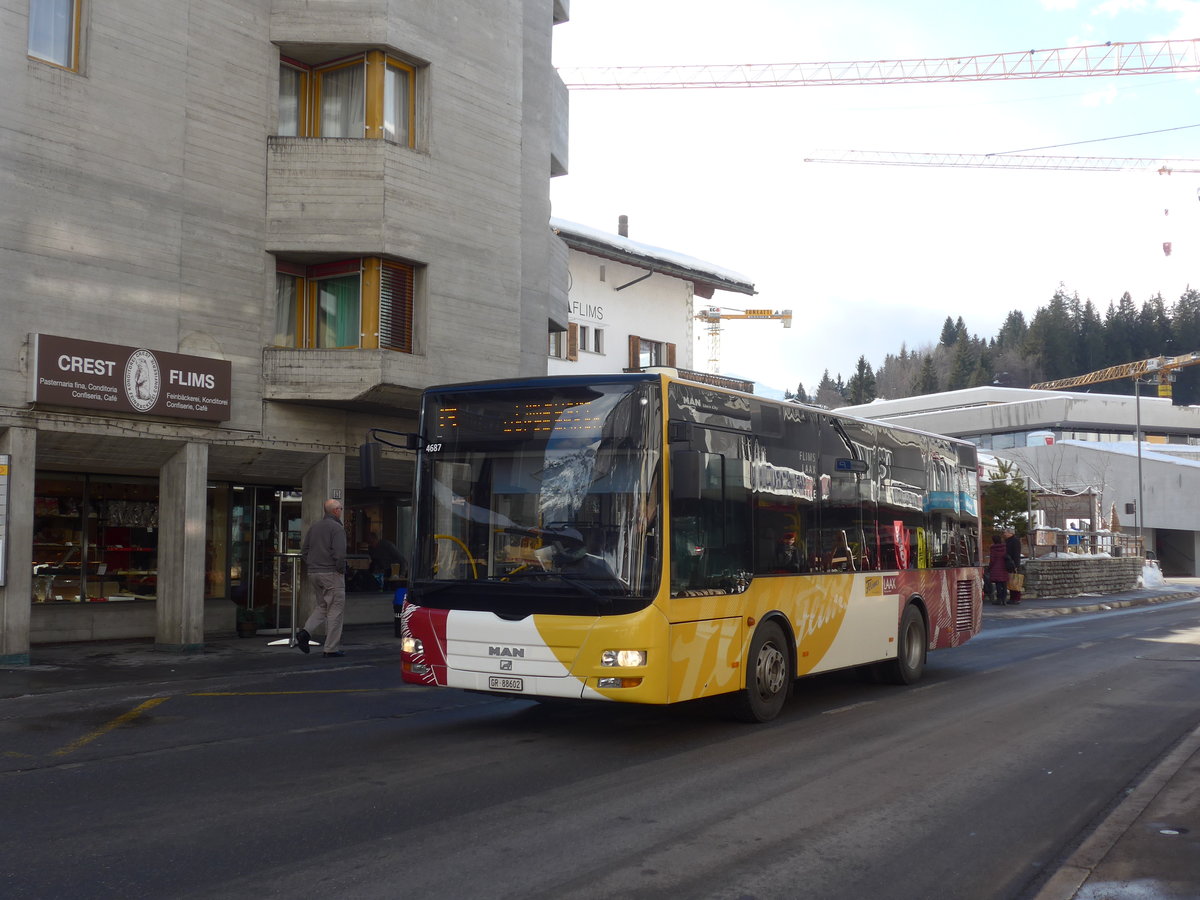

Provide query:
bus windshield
left=411, top=380, right=662, bottom=616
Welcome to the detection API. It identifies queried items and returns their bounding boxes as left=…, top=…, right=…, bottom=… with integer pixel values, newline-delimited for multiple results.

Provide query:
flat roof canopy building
left=842, top=387, right=1200, bottom=576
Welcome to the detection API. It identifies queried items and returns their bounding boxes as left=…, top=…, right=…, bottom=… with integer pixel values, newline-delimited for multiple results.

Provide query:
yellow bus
left=400, top=371, right=982, bottom=722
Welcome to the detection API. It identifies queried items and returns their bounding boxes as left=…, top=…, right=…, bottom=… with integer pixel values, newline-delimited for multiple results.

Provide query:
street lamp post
left=1134, top=376, right=1145, bottom=556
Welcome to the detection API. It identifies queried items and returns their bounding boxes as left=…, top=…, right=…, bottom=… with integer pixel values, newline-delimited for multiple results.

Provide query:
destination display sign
left=31, top=334, right=232, bottom=422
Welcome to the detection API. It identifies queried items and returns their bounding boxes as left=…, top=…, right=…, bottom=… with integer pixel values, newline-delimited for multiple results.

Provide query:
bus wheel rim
left=757, top=643, right=787, bottom=697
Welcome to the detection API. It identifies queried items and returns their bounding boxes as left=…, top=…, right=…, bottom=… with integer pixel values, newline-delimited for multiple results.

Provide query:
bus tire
left=879, top=603, right=926, bottom=685
left=732, top=620, right=792, bottom=723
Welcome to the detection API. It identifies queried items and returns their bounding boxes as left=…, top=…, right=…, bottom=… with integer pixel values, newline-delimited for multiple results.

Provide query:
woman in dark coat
left=988, top=532, right=1010, bottom=605
left=1003, top=527, right=1023, bottom=604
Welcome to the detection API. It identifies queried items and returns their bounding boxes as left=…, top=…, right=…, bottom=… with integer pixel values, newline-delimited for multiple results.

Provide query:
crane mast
left=695, top=307, right=792, bottom=373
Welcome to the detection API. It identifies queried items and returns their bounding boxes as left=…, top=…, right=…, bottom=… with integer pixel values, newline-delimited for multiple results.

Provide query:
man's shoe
left=295, top=629, right=311, bottom=654
left=323, top=651, right=345, bottom=658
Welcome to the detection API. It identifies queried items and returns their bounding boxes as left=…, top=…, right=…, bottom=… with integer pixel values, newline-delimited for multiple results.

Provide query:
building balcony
left=263, top=348, right=439, bottom=412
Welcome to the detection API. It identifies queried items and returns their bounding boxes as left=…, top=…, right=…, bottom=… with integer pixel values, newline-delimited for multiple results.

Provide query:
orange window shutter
left=628, top=334, right=641, bottom=369
left=379, top=262, right=414, bottom=353
left=666, top=342, right=677, bottom=367
left=567, top=323, right=579, bottom=361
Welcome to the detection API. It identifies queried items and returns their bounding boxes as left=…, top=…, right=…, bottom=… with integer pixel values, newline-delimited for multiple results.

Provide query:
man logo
left=488, top=646, right=525, bottom=658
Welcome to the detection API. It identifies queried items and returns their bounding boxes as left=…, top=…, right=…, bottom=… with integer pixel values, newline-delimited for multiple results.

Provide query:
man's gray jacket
left=302, top=513, right=347, bottom=573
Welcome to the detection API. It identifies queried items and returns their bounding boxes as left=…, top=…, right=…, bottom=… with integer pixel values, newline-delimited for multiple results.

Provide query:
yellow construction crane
left=695, top=306, right=792, bottom=373
left=1030, top=351, right=1200, bottom=397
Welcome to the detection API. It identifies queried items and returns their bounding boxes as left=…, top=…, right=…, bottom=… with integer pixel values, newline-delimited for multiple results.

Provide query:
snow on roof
left=550, top=218, right=755, bottom=296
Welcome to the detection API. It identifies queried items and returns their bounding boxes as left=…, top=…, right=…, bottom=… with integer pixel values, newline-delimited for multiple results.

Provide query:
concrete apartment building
left=1, top=0, right=571, bottom=662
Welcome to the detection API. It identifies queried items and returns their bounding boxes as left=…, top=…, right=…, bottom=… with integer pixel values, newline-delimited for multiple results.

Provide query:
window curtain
left=28, top=0, right=74, bottom=66
left=278, top=65, right=301, bottom=137
left=273, top=274, right=297, bottom=346
left=316, top=274, right=360, bottom=348
left=320, top=63, right=365, bottom=138
left=384, top=63, right=410, bottom=144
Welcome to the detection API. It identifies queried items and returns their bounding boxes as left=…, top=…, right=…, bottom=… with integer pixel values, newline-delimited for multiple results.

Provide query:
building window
left=579, top=326, right=604, bottom=354
left=28, top=0, right=81, bottom=70
left=278, top=64, right=306, bottom=136
left=273, top=258, right=415, bottom=352
left=548, top=330, right=565, bottom=359
left=315, top=271, right=361, bottom=347
left=629, top=334, right=676, bottom=369
left=279, top=51, right=417, bottom=146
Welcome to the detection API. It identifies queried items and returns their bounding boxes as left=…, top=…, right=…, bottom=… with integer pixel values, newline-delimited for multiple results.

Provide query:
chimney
left=618, top=215, right=628, bottom=237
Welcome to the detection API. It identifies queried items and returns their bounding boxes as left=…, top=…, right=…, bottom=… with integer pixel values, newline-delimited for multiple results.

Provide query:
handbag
left=1009, top=572, right=1025, bottom=592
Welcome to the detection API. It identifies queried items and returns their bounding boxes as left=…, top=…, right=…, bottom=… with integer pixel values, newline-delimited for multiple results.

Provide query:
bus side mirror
left=672, top=450, right=704, bottom=500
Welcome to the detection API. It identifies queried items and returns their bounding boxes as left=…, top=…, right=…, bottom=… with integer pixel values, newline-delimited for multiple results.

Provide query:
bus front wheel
left=733, top=621, right=792, bottom=723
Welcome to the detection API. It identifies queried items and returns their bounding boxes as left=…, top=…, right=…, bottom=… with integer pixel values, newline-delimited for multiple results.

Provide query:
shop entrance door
left=230, top=488, right=304, bottom=631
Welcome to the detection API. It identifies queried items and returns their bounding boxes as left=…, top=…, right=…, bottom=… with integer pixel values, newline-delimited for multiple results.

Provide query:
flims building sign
left=31, top=334, right=232, bottom=422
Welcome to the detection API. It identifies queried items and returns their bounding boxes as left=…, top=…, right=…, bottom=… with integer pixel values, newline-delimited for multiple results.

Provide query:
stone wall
left=1023, top=557, right=1143, bottom=599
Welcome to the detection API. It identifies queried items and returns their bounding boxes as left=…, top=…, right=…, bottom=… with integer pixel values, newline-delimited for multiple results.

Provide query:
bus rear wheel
left=733, top=621, right=792, bottom=723
left=878, top=603, right=926, bottom=685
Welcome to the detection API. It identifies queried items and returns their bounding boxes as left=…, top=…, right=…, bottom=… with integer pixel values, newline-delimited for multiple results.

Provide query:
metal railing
left=1028, top=529, right=1144, bottom=559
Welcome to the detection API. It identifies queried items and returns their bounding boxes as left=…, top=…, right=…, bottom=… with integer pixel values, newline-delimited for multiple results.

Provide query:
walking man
left=297, top=498, right=348, bottom=657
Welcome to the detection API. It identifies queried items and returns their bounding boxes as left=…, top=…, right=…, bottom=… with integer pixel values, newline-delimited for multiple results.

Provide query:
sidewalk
left=994, top=578, right=1200, bottom=900
left=0, top=621, right=402, bottom=701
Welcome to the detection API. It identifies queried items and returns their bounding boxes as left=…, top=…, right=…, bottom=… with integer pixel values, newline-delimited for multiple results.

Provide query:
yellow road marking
left=53, top=697, right=170, bottom=757
left=45, top=688, right=403, bottom=758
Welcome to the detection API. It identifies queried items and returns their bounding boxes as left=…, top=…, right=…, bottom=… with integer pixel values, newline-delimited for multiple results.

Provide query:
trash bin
left=393, top=587, right=408, bottom=638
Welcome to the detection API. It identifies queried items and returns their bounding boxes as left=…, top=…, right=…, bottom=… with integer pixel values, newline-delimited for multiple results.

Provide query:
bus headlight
left=401, top=636, right=423, bottom=655
left=601, top=649, right=647, bottom=667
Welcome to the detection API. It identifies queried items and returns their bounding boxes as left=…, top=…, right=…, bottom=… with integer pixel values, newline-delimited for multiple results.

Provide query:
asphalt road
left=4, top=598, right=1200, bottom=899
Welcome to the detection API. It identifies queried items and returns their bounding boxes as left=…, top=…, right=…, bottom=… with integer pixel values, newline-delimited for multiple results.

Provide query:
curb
left=983, top=590, right=1200, bottom=619
left=1033, top=722, right=1200, bottom=900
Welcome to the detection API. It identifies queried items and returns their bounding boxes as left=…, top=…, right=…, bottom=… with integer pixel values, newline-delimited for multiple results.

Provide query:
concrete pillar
left=0, top=427, right=35, bottom=666
left=298, top=453, right=345, bottom=623
left=156, top=442, right=208, bottom=652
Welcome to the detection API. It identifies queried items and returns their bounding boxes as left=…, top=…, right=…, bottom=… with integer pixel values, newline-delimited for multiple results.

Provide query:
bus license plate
left=489, top=676, right=523, bottom=692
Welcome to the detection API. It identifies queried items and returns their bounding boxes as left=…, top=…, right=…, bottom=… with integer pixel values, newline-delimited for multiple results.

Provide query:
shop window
left=28, top=0, right=82, bottom=70
left=279, top=51, right=418, bottom=147
left=206, top=485, right=229, bottom=600
left=273, top=257, right=415, bottom=352
left=33, top=474, right=158, bottom=603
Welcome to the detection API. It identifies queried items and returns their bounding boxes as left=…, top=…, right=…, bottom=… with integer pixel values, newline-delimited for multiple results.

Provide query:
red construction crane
left=801, top=150, right=1200, bottom=174
left=560, top=39, right=1200, bottom=90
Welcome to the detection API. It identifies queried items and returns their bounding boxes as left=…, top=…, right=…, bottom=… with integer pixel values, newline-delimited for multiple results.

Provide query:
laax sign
left=31, top=334, right=232, bottom=422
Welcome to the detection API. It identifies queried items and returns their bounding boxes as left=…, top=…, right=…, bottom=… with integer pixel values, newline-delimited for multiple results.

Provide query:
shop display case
left=31, top=477, right=159, bottom=603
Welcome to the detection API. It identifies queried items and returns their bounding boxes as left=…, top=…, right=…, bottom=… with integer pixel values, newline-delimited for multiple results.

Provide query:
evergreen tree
left=939, top=316, right=958, bottom=347
left=815, top=370, right=844, bottom=408
left=846, top=356, right=877, bottom=405
left=946, top=339, right=975, bottom=390
left=912, top=355, right=939, bottom=395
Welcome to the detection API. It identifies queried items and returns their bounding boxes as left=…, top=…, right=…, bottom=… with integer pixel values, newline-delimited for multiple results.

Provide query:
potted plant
left=236, top=604, right=266, bottom=637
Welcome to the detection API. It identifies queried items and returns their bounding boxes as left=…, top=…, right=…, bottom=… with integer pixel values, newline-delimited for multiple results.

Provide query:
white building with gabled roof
left=549, top=218, right=756, bottom=389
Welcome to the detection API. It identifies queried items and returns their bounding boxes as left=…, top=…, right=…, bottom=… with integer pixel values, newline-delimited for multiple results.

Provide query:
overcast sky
left=549, top=0, right=1200, bottom=396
